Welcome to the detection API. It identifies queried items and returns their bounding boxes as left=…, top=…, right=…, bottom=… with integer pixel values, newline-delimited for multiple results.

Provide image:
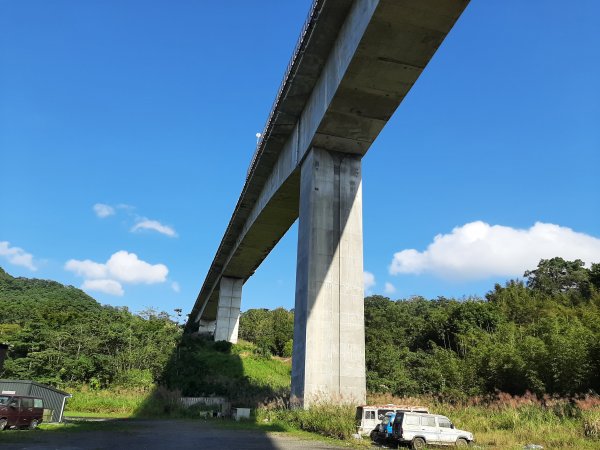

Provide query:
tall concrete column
left=214, top=277, right=243, bottom=343
left=197, top=319, right=215, bottom=336
left=291, top=147, right=366, bottom=408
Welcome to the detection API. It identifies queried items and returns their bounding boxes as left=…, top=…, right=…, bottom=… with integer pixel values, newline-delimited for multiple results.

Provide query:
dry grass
left=367, top=392, right=600, bottom=449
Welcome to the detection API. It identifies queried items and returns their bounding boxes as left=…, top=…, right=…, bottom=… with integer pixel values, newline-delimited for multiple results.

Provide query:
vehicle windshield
left=0, top=396, right=11, bottom=405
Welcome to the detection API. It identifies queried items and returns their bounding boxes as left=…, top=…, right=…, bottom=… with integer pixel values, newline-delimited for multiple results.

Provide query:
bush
left=114, top=369, right=154, bottom=390
left=257, top=403, right=357, bottom=440
left=213, top=340, right=233, bottom=353
left=584, top=410, right=600, bottom=439
left=282, top=340, right=293, bottom=358
left=136, top=386, right=184, bottom=417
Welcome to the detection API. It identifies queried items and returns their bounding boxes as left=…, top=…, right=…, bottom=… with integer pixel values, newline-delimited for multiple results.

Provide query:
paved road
left=0, top=419, right=349, bottom=450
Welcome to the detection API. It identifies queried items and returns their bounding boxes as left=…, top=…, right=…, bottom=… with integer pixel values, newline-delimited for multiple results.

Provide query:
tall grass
left=257, top=403, right=357, bottom=440
left=66, top=386, right=148, bottom=415
left=367, top=392, right=600, bottom=449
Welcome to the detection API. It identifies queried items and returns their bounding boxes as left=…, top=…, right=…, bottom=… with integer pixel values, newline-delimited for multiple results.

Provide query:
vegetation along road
left=0, top=419, right=347, bottom=450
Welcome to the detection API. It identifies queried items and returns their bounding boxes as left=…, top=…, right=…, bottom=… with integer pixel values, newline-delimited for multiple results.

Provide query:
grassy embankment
left=62, top=341, right=600, bottom=449
left=64, top=339, right=290, bottom=418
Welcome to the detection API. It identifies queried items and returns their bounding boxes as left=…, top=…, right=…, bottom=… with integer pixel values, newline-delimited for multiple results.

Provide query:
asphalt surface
left=0, top=419, right=348, bottom=450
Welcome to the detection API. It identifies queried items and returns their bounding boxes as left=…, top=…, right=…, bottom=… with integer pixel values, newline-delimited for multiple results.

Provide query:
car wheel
left=29, top=419, right=39, bottom=430
left=456, top=438, right=469, bottom=447
left=412, top=437, right=426, bottom=450
left=0, top=418, right=7, bottom=431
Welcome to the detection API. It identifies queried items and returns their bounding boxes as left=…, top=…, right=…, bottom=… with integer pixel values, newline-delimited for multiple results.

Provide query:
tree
left=0, top=266, right=181, bottom=387
left=238, top=308, right=294, bottom=357
left=271, top=308, right=294, bottom=357
left=524, top=257, right=590, bottom=298
left=589, top=263, right=600, bottom=291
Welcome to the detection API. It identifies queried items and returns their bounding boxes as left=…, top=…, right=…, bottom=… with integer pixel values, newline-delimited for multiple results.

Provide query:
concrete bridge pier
left=214, top=277, right=243, bottom=343
left=197, top=319, right=215, bottom=335
left=291, top=147, right=366, bottom=408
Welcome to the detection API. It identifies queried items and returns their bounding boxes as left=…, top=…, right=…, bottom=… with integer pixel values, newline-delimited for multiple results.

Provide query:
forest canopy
left=239, top=258, right=600, bottom=398
left=1, top=257, right=599, bottom=398
left=0, top=267, right=180, bottom=389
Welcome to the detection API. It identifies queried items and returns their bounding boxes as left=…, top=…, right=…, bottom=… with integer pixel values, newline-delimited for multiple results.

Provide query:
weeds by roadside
left=62, top=385, right=600, bottom=449
left=66, top=386, right=146, bottom=416
left=367, top=392, right=600, bottom=449
left=257, top=402, right=357, bottom=440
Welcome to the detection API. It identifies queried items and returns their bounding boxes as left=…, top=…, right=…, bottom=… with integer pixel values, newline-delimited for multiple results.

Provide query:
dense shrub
left=257, top=403, right=357, bottom=439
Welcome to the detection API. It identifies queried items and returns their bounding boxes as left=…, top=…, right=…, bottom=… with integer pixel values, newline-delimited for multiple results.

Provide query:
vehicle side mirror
left=451, top=424, right=455, bottom=429
left=9, top=401, right=17, bottom=408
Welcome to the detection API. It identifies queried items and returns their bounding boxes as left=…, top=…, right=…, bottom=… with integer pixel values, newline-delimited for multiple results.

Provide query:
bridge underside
left=188, top=0, right=470, bottom=407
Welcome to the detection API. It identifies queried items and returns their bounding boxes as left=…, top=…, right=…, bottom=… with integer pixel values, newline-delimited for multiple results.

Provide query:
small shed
left=0, top=379, right=71, bottom=423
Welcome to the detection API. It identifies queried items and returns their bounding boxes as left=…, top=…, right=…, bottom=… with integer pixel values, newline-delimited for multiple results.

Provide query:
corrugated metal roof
left=0, top=379, right=71, bottom=423
left=0, top=379, right=71, bottom=397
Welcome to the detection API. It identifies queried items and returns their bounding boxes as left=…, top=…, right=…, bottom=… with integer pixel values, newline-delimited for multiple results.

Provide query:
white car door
left=419, top=415, right=441, bottom=444
left=362, top=409, right=377, bottom=433
left=437, top=416, right=458, bottom=444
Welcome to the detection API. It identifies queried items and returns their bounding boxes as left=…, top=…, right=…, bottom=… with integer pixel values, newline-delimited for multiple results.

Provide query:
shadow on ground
left=0, top=419, right=344, bottom=449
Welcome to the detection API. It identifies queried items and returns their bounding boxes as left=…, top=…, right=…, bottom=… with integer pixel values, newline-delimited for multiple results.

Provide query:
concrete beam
left=187, top=0, right=470, bottom=332
left=291, top=147, right=365, bottom=407
left=214, top=277, right=243, bottom=343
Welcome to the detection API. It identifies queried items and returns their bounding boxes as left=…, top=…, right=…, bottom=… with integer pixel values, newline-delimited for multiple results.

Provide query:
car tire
left=29, top=419, right=39, bottom=430
left=370, top=429, right=378, bottom=439
left=456, top=438, right=469, bottom=447
left=412, top=437, right=426, bottom=449
left=0, top=418, right=7, bottom=431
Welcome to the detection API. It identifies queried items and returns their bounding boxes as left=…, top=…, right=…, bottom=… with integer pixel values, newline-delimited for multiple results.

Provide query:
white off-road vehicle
left=392, top=412, right=474, bottom=449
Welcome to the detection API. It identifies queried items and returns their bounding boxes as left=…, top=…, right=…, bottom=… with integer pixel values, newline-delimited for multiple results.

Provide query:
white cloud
left=105, top=251, right=168, bottom=284
left=93, top=203, right=115, bottom=218
left=65, top=250, right=169, bottom=296
left=0, top=241, right=37, bottom=271
left=82, top=279, right=124, bottom=296
left=384, top=282, right=396, bottom=294
left=171, top=281, right=181, bottom=293
left=131, top=219, right=177, bottom=238
left=389, top=221, right=600, bottom=281
left=65, top=259, right=108, bottom=279
left=364, top=271, right=376, bottom=292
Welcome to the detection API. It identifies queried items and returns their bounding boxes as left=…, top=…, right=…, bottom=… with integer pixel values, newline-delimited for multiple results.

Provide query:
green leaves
left=524, top=257, right=592, bottom=299
left=0, top=266, right=181, bottom=388
left=239, top=307, right=294, bottom=357
left=364, top=258, right=600, bottom=398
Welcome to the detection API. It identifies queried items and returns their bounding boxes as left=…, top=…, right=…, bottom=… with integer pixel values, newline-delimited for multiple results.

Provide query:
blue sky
left=1, top=0, right=599, bottom=318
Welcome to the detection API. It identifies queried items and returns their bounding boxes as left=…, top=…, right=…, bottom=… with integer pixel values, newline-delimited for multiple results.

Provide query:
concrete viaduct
left=185, top=0, right=470, bottom=407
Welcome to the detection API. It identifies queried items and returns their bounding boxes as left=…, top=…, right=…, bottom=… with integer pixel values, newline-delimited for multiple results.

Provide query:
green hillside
left=0, top=266, right=290, bottom=405
left=2, top=258, right=600, bottom=401
left=0, top=267, right=180, bottom=387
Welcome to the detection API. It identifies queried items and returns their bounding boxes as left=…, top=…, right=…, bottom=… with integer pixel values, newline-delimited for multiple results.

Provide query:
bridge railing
left=246, top=0, right=322, bottom=180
